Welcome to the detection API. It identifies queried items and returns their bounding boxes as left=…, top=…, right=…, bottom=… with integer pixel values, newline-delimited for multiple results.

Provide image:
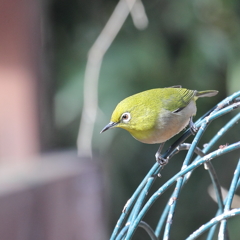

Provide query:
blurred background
left=0, top=0, right=240, bottom=239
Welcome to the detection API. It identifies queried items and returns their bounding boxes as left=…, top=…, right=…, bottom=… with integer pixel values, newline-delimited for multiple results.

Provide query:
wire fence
left=110, top=90, right=240, bottom=240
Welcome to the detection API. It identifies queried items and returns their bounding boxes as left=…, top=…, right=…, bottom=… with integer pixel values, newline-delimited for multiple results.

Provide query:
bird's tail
left=196, top=90, right=218, bottom=98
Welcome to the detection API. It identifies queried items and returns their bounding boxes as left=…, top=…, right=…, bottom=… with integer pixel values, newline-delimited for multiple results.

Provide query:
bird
left=100, top=86, right=218, bottom=165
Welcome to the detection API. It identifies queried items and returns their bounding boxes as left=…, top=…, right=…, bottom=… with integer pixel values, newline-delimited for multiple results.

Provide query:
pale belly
left=134, top=100, right=197, bottom=144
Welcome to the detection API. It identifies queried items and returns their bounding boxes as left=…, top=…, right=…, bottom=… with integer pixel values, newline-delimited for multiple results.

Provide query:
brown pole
left=0, top=0, right=41, bottom=161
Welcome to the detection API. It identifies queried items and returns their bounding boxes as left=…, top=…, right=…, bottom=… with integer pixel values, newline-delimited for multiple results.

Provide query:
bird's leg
left=155, top=142, right=169, bottom=166
left=189, top=116, right=198, bottom=135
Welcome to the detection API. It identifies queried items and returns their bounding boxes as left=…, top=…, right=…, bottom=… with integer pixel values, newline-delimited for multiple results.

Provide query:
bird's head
left=100, top=97, right=135, bottom=133
left=100, top=94, right=158, bottom=136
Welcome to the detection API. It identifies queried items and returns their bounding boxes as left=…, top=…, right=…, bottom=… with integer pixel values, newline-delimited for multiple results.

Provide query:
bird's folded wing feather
left=161, top=88, right=196, bottom=113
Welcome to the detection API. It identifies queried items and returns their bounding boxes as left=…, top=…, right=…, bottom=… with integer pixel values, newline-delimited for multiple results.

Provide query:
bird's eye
left=121, top=112, right=131, bottom=123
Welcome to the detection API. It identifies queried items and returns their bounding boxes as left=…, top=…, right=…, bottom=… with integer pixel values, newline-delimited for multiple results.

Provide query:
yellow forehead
left=110, top=92, right=150, bottom=123
left=110, top=90, right=162, bottom=132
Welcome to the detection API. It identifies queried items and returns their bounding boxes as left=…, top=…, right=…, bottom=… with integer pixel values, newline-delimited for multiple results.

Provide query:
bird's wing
left=162, top=88, right=196, bottom=113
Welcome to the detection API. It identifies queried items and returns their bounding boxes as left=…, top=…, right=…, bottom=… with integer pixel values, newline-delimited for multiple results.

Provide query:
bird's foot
left=189, top=116, right=198, bottom=135
left=155, top=142, right=169, bottom=166
left=155, top=151, right=169, bottom=166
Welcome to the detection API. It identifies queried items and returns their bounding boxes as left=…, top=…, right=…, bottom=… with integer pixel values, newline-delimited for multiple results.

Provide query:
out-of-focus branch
left=129, top=0, right=148, bottom=30
left=77, top=0, right=148, bottom=157
left=208, top=184, right=240, bottom=208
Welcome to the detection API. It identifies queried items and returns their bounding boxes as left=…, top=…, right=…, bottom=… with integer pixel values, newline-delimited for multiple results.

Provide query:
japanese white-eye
left=101, top=86, right=218, bottom=163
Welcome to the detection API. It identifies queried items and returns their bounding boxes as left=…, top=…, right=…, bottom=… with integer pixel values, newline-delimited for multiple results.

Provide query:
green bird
left=101, top=86, right=218, bottom=164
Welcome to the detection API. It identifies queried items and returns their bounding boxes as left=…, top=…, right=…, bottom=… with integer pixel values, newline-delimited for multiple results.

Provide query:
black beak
left=100, top=122, right=118, bottom=133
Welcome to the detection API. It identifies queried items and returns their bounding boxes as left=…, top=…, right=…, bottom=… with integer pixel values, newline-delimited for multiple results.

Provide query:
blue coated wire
left=184, top=110, right=240, bottom=182
left=163, top=122, right=209, bottom=240
left=186, top=208, right=240, bottom=240
left=115, top=225, right=128, bottom=240
left=154, top=144, right=215, bottom=238
left=154, top=203, right=170, bottom=237
left=154, top=144, right=224, bottom=239
left=218, top=159, right=240, bottom=239
left=189, top=113, right=240, bottom=240
left=207, top=163, right=240, bottom=240
left=203, top=112, right=240, bottom=154
left=110, top=163, right=160, bottom=240
left=128, top=176, right=156, bottom=224
left=124, top=142, right=240, bottom=239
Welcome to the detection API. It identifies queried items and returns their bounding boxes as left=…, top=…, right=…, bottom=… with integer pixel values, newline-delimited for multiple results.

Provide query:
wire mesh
left=110, top=91, right=240, bottom=240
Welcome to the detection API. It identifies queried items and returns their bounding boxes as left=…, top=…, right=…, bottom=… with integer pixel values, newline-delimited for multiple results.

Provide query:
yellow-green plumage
left=101, top=87, right=218, bottom=144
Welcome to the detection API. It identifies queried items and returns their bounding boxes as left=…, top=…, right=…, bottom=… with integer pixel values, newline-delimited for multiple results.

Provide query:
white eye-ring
left=121, top=112, right=131, bottom=123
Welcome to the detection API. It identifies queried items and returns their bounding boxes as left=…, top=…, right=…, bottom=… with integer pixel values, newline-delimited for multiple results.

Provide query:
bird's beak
left=100, top=122, right=118, bottom=133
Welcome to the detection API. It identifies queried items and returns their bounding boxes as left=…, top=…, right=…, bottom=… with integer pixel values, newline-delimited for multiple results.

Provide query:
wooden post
left=0, top=0, right=41, bottom=161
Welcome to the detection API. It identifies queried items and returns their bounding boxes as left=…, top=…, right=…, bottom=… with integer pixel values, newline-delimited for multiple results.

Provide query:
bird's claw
left=155, top=152, right=169, bottom=166
left=190, top=124, right=198, bottom=135
left=189, top=116, right=198, bottom=135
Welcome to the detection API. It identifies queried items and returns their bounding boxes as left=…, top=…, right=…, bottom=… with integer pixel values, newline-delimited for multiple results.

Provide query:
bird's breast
left=132, top=100, right=197, bottom=144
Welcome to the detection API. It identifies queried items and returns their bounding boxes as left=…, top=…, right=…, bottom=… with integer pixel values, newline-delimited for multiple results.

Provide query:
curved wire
left=124, top=142, right=240, bottom=239
left=163, top=121, right=209, bottom=240
left=218, top=159, right=240, bottom=239
left=138, top=221, right=158, bottom=240
left=155, top=143, right=225, bottom=238
left=128, top=176, right=157, bottom=224
left=110, top=164, right=161, bottom=240
left=115, top=221, right=158, bottom=240
left=185, top=208, right=240, bottom=240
